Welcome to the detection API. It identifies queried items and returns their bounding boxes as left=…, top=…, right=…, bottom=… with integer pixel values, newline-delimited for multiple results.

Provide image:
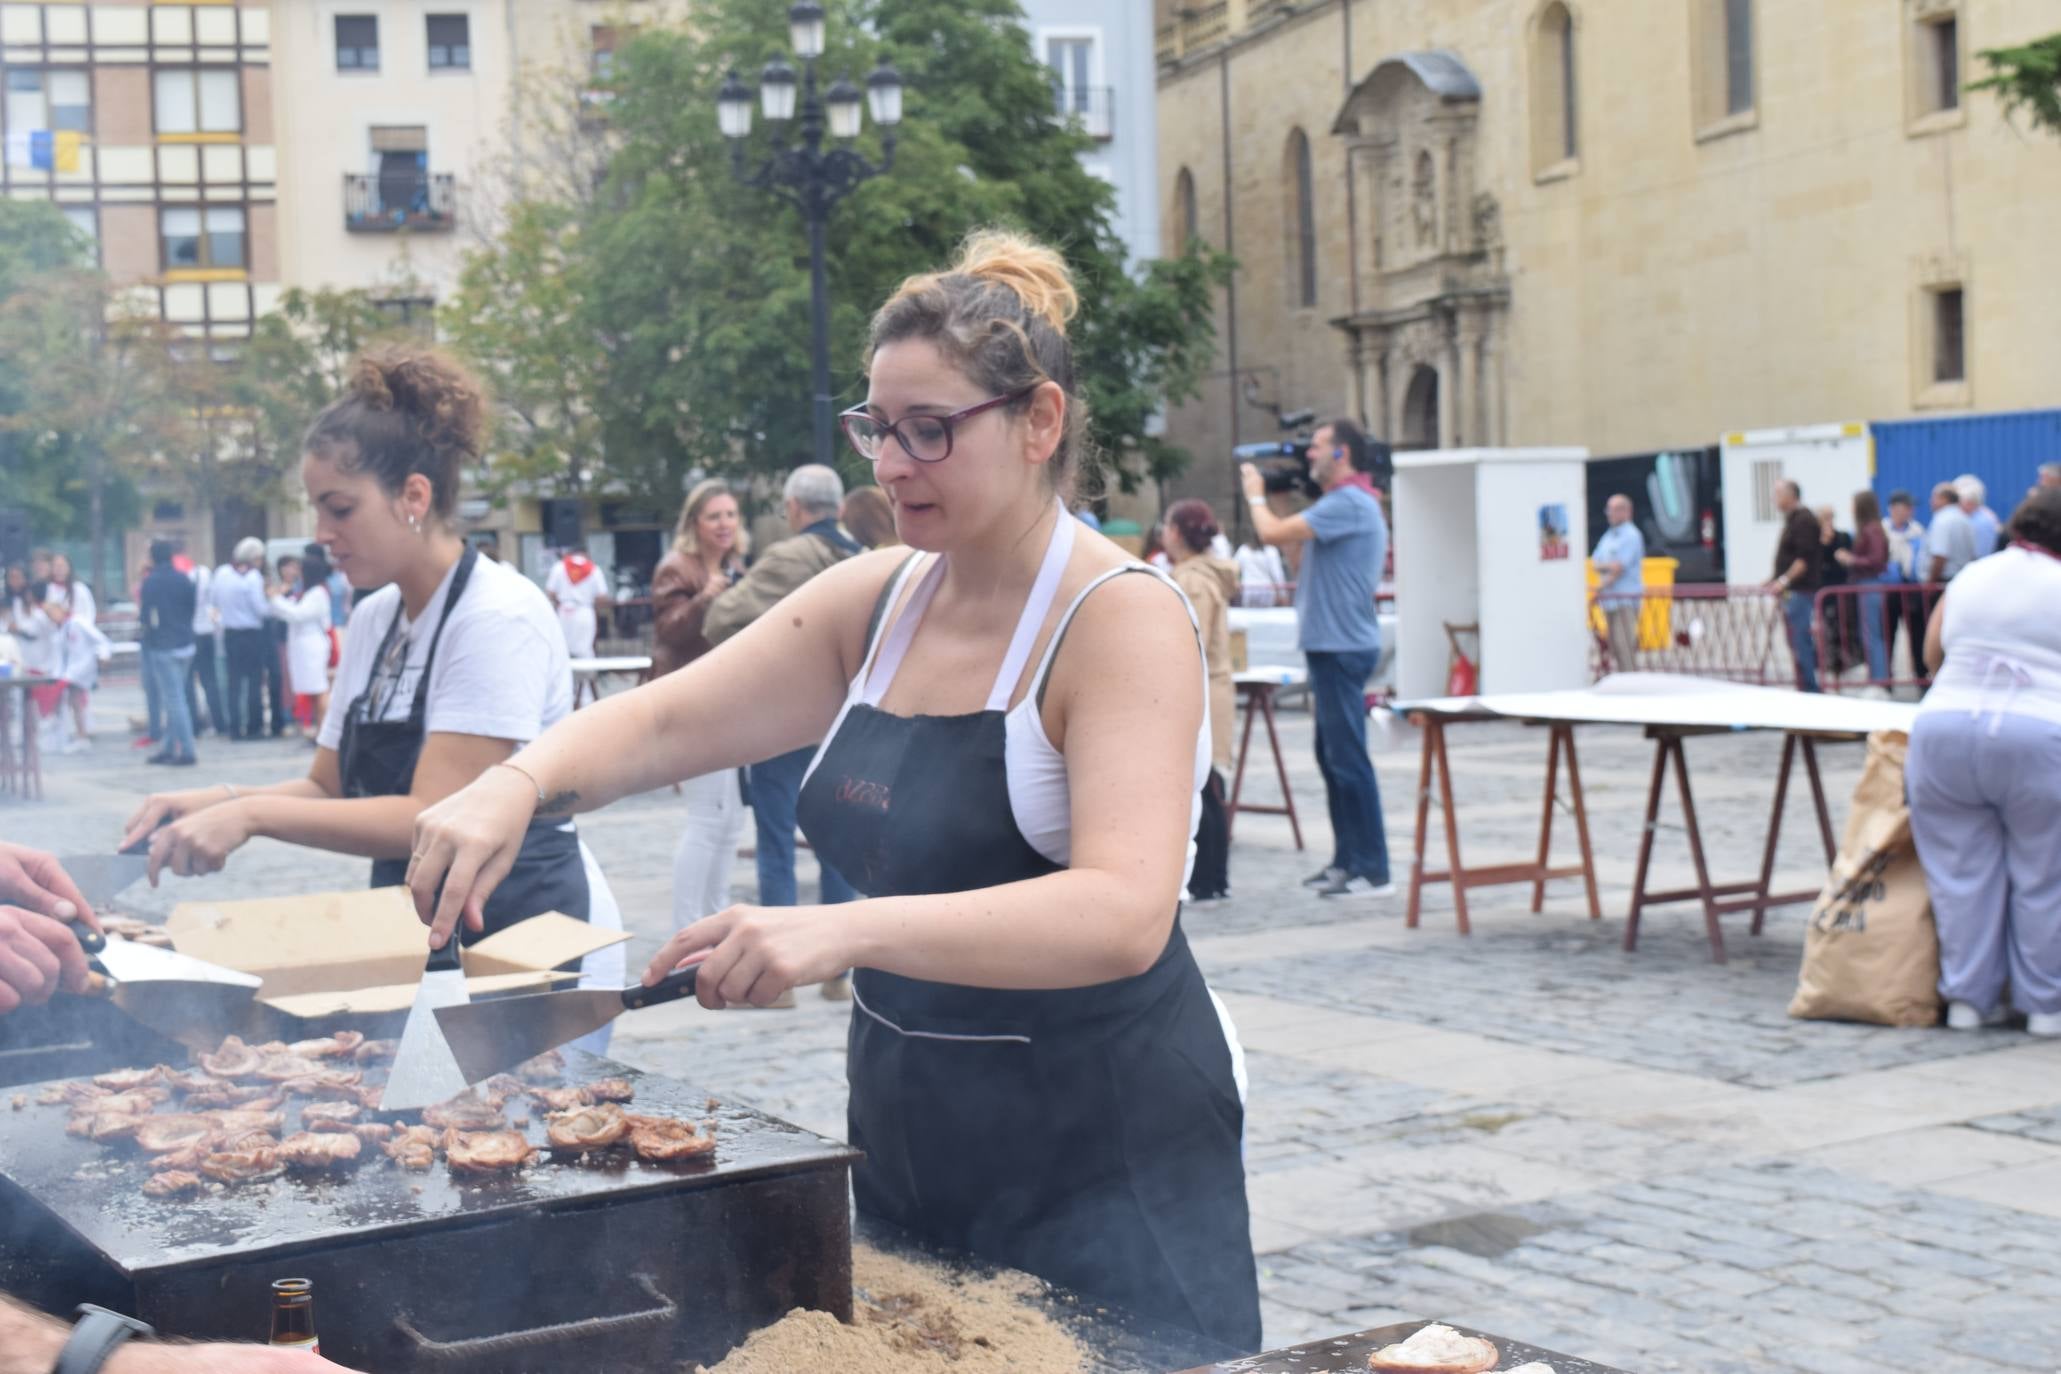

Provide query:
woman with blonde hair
left=406, top=230, right=1261, bottom=1346
left=652, top=478, right=750, bottom=930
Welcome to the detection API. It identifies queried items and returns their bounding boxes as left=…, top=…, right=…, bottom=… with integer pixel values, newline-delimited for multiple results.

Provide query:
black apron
left=795, top=562, right=1262, bottom=1352
left=339, top=548, right=589, bottom=937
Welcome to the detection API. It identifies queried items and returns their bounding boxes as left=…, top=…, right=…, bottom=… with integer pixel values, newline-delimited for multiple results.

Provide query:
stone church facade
left=1151, top=0, right=2061, bottom=517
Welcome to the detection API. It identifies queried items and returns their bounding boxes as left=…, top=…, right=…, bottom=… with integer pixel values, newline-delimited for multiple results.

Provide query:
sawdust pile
left=696, top=1244, right=1087, bottom=1374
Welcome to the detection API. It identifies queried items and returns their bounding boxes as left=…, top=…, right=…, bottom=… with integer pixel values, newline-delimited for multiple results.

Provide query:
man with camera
left=1241, top=419, right=1394, bottom=899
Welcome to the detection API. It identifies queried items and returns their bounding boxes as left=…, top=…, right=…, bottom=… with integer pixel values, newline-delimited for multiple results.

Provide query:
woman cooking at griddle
left=119, top=348, right=623, bottom=1004
left=404, top=232, right=1261, bottom=1348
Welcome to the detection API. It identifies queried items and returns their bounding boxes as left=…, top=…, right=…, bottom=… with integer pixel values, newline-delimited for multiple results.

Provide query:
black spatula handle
left=621, top=965, right=698, bottom=1011
left=69, top=919, right=107, bottom=956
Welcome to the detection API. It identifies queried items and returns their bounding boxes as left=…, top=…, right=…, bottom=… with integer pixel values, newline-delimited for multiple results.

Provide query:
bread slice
left=1365, top=1322, right=1500, bottom=1374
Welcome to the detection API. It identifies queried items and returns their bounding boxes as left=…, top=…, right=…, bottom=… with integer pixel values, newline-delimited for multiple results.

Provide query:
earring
left=409, top=514, right=421, bottom=534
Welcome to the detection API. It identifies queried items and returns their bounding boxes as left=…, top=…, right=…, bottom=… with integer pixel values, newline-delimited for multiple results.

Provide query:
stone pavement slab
left=10, top=683, right=2061, bottom=1372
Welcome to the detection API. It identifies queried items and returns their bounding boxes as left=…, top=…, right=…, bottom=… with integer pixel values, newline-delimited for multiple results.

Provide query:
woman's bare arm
left=1924, top=592, right=1947, bottom=675
left=410, top=550, right=899, bottom=939
left=658, top=573, right=1207, bottom=1004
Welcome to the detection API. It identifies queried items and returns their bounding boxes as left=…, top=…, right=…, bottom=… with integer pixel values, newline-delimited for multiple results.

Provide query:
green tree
left=446, top=0, right=1229, bottom=507
left=0, top=201, right=152, bottom=590
left=1971, top=34, right=2061, bottom=137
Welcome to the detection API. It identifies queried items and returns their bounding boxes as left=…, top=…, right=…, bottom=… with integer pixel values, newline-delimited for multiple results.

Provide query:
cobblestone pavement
left=10, top=682, right=2061, bottom=1373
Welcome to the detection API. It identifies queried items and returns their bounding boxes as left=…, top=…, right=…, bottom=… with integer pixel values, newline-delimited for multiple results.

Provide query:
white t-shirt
left=1921, top=546, right=2061, bottom=729
left=545, top=559, right=609, bottom=615
left=318, top=555, right=573, bottom=751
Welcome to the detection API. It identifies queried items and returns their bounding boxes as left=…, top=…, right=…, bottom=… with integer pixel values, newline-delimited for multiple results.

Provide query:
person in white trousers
left=649, top=480, right=750, bottom=931
left=1907, top=486, right=2061, bottom=1037
left=545, top=546, right=609, bottom=660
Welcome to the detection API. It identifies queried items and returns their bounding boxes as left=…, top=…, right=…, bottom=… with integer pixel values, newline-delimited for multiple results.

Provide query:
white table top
left=1396, top=672, right=1920, bottom=736
left=1234, top=666, right=1308, bottom=688
left=569, top=656, right=653, bottom=674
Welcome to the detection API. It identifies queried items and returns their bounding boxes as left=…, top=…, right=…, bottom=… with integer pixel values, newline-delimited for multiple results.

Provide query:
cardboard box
left=166, top=887, right=628, bottom=1038
left=1229, top=627, right=1249, bottom=673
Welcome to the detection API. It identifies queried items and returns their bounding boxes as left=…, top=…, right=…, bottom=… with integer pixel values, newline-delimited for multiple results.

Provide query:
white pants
left=671, top=769, right=748, bottom=932
left=559, top=606, right=597, bottom=660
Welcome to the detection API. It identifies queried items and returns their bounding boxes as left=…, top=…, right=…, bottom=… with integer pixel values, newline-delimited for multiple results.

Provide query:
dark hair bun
left=304, top=346, right=489, bottom=520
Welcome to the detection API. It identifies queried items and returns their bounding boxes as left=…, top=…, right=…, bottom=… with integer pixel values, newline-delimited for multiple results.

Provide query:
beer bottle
left=268, top=1277, right=319, bottom=1353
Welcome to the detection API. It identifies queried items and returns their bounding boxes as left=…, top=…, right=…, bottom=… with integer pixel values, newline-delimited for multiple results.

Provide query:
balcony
left=1157, top=3, right=1232, bottom=64
left=1051, top=85, right=1115, bottom=141
left=343, top=172, right=457, bottom=233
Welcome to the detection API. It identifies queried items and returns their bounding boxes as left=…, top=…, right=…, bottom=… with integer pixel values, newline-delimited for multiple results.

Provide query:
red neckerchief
left=2012, top=540, right=2060, bottom=564
left=561, top=553, right=596, bottom=584
left=1340, top=472, right=1381, bottom=499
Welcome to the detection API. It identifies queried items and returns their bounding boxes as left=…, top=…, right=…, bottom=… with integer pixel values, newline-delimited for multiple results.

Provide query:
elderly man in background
left=2038, top=462, right=2061, bottom=493
left=211, top=537, right=271, bottom=740
left=1591, top=494, right=1645, bottom=674
left=1957, top=475, right=2001, bottom=554
left=1926, top=482, right=1979, bottom=585
left=703, top=465, right=863, bottom=995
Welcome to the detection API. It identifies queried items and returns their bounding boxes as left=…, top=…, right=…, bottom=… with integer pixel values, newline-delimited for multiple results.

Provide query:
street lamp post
left=717, top=2, right=903, bottom=468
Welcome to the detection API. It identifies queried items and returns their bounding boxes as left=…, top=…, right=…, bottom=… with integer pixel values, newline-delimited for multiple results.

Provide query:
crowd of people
left=0, top=536, right=351, bottom=765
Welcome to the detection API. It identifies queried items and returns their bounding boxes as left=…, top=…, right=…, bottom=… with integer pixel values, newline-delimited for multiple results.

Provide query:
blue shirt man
left=1591, top=497, right=1646, bottom=606
left=1241, top=418, right=1394, bottom=898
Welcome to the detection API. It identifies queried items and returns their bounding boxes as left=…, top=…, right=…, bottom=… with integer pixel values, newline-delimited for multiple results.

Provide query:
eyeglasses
left=839, top=385, right=1038, bottom=464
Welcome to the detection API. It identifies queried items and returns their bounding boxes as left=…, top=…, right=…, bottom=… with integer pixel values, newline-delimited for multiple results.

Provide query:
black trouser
left=263, top=622, right=288, bottom=734
left=187, top=632, right=222, bottom=733
left=1883, top=584, right=1934, bottom=681
left=1188, top=768, right=1230, bottom=900
left=224, top=627, right=268, bottom=737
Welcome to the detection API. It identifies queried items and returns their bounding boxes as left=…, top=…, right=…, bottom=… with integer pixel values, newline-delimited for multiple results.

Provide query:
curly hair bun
left=954, top=229, right=1078, bottom=336
left=353, top=346, right=486, bottom=460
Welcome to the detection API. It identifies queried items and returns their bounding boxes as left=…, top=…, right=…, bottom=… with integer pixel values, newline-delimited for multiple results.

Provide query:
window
left=375, top=296, right=437, bottom=337
left=1532, top=3, right=1578, bottom=172
left=1693, top=0, right=1754, bottom=132
left=1722, top=0, right=1753, bottom=115
left=4, top=69, right=91, bottom=136
left=1283, top=129, right=1316, bottom=308
left=427, top=14, right=470, bottom=71
left=1911, top=8, right=1961, bottom=124
left=160, top=205, right=246, bottom=270
left=335, top=15, right=379, bottom=71
left=153, top=69, right=241, bottom=135
left=1046, top=36, right=1093, bottom=115
left=1931, top=287, right=1964, bottom=383
left=61, top=205, right=97, bottom=244
left=1171, top=166, right=1198, bottom=252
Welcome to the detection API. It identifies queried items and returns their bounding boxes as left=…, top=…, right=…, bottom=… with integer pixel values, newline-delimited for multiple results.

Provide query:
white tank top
left=807, top=505, right=1212, bottom=880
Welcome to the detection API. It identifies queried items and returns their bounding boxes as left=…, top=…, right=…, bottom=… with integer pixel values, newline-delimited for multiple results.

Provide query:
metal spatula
left=379, top=934, right=472, bottom=1112
left=433, top=966, right=701, bottom=1086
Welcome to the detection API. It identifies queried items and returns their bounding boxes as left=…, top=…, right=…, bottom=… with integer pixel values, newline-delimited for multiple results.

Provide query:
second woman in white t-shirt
left=121, top=347, right=623, bottom=1004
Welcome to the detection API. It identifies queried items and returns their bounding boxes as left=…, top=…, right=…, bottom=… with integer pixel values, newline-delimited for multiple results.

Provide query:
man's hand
left=0, top=843, right=97, bottom=932
left=1239, top=463, right=1266, bottom=503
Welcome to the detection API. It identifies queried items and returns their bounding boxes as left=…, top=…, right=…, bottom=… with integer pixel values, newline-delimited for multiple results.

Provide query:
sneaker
left=820, top=974, right=852, bottom=1003
left=168, top=754, right=198, bottom=768
left=59, top=738, right=90, bottom=755
left=1945, top=1001, right=2009, bottom=1030
left=131, top=736, right=158, bottom=750
left=145, top=750, right=176, bottom=765
left=1186, top=891, right=1231, bottom=907
left=1319, top=875, right=1398, bottom=899
left=1301, top=866, right=1347, bottom=890
left=2027, top=1012, right=2061, bottom=1038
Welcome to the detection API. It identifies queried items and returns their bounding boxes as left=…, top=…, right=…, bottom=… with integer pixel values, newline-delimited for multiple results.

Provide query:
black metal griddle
left=0, top=1050, right=859, bottom=1372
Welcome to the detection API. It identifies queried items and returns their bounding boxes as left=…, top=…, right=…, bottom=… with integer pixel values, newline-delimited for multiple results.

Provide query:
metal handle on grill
left=620, top=964, right=697, bottom=1012
left=392, top=1272, right=676, bottom=1363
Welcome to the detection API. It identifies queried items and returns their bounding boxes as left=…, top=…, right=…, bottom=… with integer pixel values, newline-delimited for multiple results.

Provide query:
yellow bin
left=1588, top=556, right=1680, bottom=650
